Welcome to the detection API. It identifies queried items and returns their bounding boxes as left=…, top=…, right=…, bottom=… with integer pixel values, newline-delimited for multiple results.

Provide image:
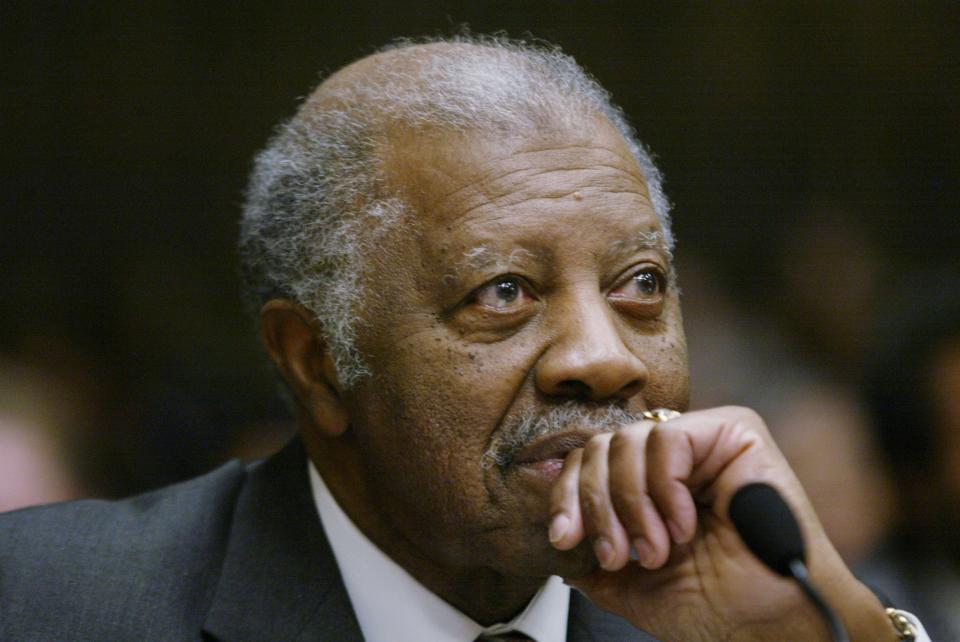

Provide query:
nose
left=535, top=293, right=648, bottom=401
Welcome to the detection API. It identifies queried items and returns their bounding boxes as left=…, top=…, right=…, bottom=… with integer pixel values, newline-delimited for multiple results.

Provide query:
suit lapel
left=202, top=438, right=364, bottom=642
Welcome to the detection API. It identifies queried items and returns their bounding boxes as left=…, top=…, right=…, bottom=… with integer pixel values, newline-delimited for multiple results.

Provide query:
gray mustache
left=482, top=401, right=644, bottom=470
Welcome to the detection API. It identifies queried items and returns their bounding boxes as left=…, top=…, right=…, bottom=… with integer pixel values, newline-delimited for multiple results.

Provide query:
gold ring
left=641, top=408, right=682, bottom=422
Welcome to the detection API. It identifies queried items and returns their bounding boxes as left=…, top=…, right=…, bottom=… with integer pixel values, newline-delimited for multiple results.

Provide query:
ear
left=259, top=299, right=349, bottom=437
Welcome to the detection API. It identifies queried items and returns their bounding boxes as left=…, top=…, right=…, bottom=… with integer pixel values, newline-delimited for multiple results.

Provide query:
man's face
left=343, top=116, right=689, bottom=580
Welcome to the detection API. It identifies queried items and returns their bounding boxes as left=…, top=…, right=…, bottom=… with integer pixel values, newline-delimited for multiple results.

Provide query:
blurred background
left=2, top=2, right=959, bottom=635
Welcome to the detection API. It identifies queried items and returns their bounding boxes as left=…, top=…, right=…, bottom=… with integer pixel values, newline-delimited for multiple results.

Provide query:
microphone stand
left=788, top=558, right=849, bottom=642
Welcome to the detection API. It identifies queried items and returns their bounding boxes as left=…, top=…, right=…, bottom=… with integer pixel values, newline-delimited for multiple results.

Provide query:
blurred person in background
left=769, top=207, right=882, bottom=380
left=687, top=207, right=890, bottom=547
left=0, top=362, right=85, bottom=512
left=681, top=254, right=895, bottom=566
left=0, top=350, right=102, bottom=512
left=856, top=265, right=960, bottom=640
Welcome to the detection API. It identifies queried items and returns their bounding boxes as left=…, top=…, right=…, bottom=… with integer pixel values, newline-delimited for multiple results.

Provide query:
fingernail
left=634, top=537, right=656, bottom=569
left=594, top=537, right=614, bottom=569
left=549, top=514, right=570, bottom=543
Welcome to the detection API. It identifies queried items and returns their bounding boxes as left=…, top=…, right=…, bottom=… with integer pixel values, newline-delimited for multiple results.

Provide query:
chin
left=549, top=544, right=601, bottom=578
left=491, top=538, right=599, bottom=580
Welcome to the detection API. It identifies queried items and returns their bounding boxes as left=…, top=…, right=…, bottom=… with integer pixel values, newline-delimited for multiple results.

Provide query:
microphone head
left=728, top=482, right=805, bottom=576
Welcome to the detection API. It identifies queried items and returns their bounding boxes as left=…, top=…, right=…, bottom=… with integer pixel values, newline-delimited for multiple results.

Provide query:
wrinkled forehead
left=378, top=114, right=653, bottom=232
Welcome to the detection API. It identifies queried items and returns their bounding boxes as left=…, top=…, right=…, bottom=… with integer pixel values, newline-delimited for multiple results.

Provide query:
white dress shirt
left=309, top=463, right=570, bottom=642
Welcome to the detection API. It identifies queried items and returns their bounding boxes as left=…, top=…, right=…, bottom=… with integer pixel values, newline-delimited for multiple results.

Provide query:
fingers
left=578, top=433, right=631, bottom=570
left=549, top=407, right=775, bottom=572
left=608, top=424, right=672, bottom=568
left=648, top=407, right=771, bottom=520
left=549, top=421, right=676, bottom=571
left=549, top=408, right=785, bottom=570
left=645, top=424, right=699, bottom=545
left=549, top=421, right=690, bottom=571
left=549, top=448, right=585, bottom=551
left=549, top=439, right=635, bottom=571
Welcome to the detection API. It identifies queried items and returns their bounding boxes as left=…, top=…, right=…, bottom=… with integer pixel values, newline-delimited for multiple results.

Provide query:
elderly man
left=0, top=37, right=927, bottom=641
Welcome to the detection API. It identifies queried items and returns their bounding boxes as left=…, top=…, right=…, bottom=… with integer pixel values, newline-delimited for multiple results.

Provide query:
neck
left=303, top=428, right=546, bottom=625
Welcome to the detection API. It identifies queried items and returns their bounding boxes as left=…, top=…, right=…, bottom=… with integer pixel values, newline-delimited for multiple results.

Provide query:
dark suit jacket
left=0, top=439, right=656, bottom=641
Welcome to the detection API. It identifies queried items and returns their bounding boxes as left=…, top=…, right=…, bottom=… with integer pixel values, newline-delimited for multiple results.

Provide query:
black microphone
left=729, top=483, right=849, bottom=642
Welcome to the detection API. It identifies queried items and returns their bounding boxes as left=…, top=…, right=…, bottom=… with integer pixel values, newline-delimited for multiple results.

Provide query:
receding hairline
left=301, top=39, right=648, bottom=228
left=302, top=42, right=503, bottom=115
left=321, top=42, right=472, bottom=90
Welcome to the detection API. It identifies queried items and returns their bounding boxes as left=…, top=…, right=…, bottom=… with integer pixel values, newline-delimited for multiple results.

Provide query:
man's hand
left=548, top=406, right=895, bottom=642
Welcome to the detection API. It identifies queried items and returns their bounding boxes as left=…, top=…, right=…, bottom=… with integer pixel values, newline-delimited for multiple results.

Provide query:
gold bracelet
left=885, top=608, right=917, bottom=641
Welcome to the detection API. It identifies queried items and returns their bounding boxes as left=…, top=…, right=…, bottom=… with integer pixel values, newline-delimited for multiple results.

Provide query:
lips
left=512, top=429, right=600, bottom=467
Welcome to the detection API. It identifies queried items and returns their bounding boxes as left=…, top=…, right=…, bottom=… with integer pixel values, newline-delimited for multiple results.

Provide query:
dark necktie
left=475, top=633, right=534, bottom=641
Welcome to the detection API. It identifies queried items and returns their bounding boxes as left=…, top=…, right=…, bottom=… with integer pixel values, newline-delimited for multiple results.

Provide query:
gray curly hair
left=239, top=35, right=673, bottom=388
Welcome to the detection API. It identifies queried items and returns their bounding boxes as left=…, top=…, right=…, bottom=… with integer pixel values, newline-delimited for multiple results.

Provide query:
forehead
left=379, top=116, right=662, bottom=247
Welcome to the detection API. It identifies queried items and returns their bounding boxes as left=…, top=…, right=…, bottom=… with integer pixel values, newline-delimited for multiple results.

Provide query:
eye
left=472, top=276, right=535, bottom=311
left=610, top=267, right=666, bottom=304
left=633, top=271, right=661, bottom=296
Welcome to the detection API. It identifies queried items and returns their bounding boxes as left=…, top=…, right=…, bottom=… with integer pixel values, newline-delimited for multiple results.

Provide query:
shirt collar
left=308, top=462, right=570, bottom=642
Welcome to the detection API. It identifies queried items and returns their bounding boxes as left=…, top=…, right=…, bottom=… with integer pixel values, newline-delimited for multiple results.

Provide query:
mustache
left=482, top=401, right=644, bottom=470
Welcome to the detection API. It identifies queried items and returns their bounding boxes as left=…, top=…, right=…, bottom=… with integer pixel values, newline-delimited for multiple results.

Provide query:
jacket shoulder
left=0, top=459, right=248, bottom=641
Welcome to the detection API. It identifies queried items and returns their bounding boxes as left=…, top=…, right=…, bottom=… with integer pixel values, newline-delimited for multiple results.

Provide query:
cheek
left=360, top=322, right=533, bottom=471
left=351, top=329, right=541, bottom=548
left=635, top=320, right=689, bottom=410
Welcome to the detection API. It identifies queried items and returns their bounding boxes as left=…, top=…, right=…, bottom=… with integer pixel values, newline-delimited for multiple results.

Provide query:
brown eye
left=611, top=267, right=664, bottom=301
left=494, top=279, right=519, bottom=303
left=634, top=271, right=660, bottom=296
left=473, top=276, right=534, bottom=310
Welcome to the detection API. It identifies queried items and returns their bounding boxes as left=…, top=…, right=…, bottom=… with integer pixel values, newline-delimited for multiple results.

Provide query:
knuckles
left=578, top=481, right=608, bottom=514
left=716, top=405, right=765, bottom=429
left=716, top=406, right=774, bottom=448
left=581, top=431, right=614, bottom=456
left=609, top=424, right=649, bottom=452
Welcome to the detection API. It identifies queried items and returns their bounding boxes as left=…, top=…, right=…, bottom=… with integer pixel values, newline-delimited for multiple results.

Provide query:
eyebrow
left=459, top=245, right=541, bottom=273
left=601, top=231, right=672, bottom=265
left=444, top=246, right=543, bottom=289
left=442, top=231, right=672, bottom=290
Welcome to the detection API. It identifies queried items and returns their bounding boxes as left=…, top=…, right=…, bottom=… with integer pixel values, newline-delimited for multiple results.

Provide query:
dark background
left=2, top=2, right=958, bottom=498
